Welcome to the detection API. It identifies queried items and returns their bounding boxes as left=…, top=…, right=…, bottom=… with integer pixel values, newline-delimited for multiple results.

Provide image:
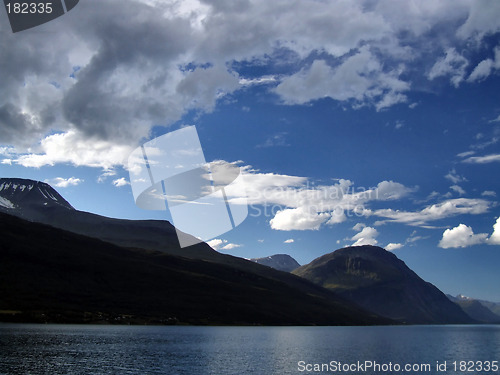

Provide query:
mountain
left=293, top=245, right=474, bottom=324
left=0, top=178, right=208, bottom=259
left=0, top=178, right=340, bottom=288
left=250, top=254, right=300, bottom=272
left=0, top=178, right=74, bottom=211
left=0, top=211, right=388, bottom=325
left=447, top=295, right=500, bottom=323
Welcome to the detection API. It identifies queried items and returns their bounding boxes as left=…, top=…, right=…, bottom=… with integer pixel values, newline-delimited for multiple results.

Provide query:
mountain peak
left=250, top=254, right=300, bottom=272
left=293, top=245, right=473, bottom=324
left=0, top=178, right=74, bottom=211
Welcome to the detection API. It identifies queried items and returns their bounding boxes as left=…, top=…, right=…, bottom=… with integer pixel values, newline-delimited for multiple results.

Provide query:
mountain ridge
left=293, top=245, right=474, bottom=324
left=0, top=210, right=387, bottom=325
left=447, top=294, right=500, bottom=323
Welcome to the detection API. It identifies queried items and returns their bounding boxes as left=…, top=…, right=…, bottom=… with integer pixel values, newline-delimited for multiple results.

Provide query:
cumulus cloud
left=439, top=217, right=500, bottom=248
left=489, top=217, right=500, bottom=245
left=351, top=226, right=379, bottom=246
left=113, top=178, right=130, bottom=187
left=274, top=49, right=409, bottom=110
left=206, top=238, right=224, bottom=250
left=284, top=239, right=294, bottom=243
left=221, top=243, right=242, bottom=250
left=13, top=130, right=133, bottom=170
left=221, top=161, right=414, bottom=231
left=206, top=238, right=242, bottom=250
left=428, top=48, right=468, bottom=87
left=438, top=224, right=489, bottom=248
left=45, top=177, right=83, bottom=188
left=386, top=243, right=403, bottom=251
left=270, top=207, right=330, bottom=231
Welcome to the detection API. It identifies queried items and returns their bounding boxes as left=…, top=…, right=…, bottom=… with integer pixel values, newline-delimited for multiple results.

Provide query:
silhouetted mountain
left=293, top=245, right=474, bottom=324
left=0, top=178, right=346, bottom=295
left=0, top=211, right=387, bottom=325
left=0, top=178, right=214, bottom=260
left=447, top=295, right=500, bottom=323
left=0, top=178, right=74, bottom=212
left=250, top=254, right=300, bottom=272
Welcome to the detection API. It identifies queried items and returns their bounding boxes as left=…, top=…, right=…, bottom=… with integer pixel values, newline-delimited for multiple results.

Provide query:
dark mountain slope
left=293, top=245, right=474, bottom=324
left=0, top=212, right=387, bottom=325
left=0, top=179, right=379, bottom=309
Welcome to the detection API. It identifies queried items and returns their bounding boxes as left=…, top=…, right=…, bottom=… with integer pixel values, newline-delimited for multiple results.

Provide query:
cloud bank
left=1, top=0, right=500, bottom=170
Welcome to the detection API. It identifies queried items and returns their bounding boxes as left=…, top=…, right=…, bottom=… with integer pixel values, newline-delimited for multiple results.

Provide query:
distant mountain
left=0, top=211, right=387, bottom=325
left=447, top=295, right=500, bottom=323
left=293, top=245, right=474, bottom=324
left=250, top=254, right=300, bottom=272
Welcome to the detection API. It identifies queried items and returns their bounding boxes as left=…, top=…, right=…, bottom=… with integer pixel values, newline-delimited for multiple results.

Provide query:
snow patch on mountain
left=0, top=196, right=15, bottom=209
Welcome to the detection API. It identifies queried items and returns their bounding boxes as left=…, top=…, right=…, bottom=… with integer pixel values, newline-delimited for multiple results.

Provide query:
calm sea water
left=0, top=324, right=499, bottom=375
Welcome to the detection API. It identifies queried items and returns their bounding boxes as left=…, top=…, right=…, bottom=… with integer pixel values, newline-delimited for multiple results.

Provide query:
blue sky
left=1, top=0, right=500, bottom=300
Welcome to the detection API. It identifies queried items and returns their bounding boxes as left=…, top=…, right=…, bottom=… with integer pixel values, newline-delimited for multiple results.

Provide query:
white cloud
left=274, top=48, right=409, bottom=110
left=489, top=217, right=500, bottom=245
left=438, top=224, right=489, bottom=248
left=457, top=0, right=500, bottom=39
left=482, top=191, right=497, bottom=197
left=220, top=160, right=415, bottom=231
left=45, top=177, right=83, bottom=188
left=462, top=154, right=500, bottom=164
left=206, top=238, right=242, bottom=250
left=284, top=239, right=294, bottom=243
left=374, top=198, right=493, bottom=227
left=270, top=207, right=330, bottom=231
left=438, top=217, right=500, bottom=248
left=221, top=243, right=242, bottom=250
left=353, top=223, right=367, bottom=232
left=450, top=185, right=466, bottom=195
left=468, top=58, right=495, bottom=82
left=207, top=238, right=224, bottom=250
left=457, top=151, right=475, bottom=158
left=405, top=230, right=427, bottom=245
left=490, top=115, right=500, bottom=123
left=445, top=169, right=467, bottom=184
left=428, top=48, right=468, bottom=87
left=113, top=178, right=130, bottom=187
left=351, top=226, right=379, bottom=247
left=386, top=243, right=403, bottom=251
left=13, top=130, right=133, bottom=170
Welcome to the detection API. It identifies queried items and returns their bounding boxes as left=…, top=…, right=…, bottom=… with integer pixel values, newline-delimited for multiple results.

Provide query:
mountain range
left=0, top=178, right=384, bottom=325
left=1, top=177, right=498, bottom=325
left=447, top=295, right=500, bottom=324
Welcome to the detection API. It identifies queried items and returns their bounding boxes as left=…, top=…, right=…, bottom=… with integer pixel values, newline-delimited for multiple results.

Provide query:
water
left=0, top=324, right=499, bottom=375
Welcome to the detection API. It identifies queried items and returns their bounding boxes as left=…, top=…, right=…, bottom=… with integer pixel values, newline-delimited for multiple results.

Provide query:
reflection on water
left=0, top=324, right=499, bottom=375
